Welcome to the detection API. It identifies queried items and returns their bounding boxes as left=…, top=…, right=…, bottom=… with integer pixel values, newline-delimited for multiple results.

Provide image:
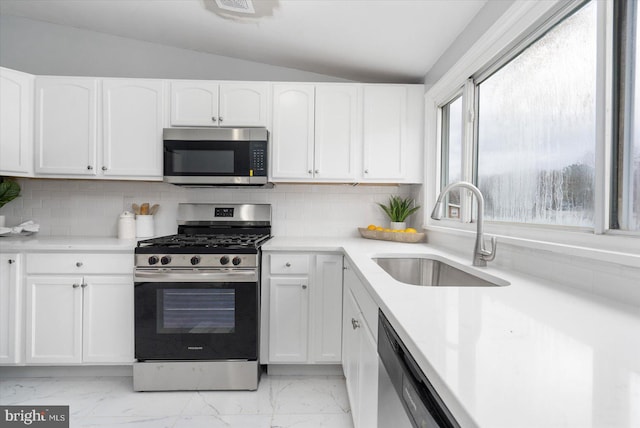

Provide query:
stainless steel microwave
left=163, top=128, right=268, bottom=186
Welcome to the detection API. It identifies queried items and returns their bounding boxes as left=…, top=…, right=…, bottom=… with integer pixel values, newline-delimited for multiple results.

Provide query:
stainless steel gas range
left=132, top=203, right=271, bottom=391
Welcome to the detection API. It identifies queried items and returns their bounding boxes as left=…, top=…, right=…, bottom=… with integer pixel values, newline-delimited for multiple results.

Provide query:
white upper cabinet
left=170, top=81, right=268, bottom=127
left=102, top=79, right=165, bottom=178
left=271, top=84, right=359, bottom=182
left=0, top=67, right=34, bottom=177
left=361, top=84, right=424, bottom=183
left=34, top=76, right=164, bottom=180
left=271, top=84, right=316, bottom=180
left=313, top=85, right=359, bottom=181
left=35, top=77, right=99, bottom=176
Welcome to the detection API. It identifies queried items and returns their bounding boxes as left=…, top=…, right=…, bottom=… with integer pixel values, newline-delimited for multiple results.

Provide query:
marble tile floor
left=0, top=374, right=354, bottom=428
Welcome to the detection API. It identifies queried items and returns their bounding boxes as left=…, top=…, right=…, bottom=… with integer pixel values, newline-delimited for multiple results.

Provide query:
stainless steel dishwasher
left=378, top=311, right=460, bottom=428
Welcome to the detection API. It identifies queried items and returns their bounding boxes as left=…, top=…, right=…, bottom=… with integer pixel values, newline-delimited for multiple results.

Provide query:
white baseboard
left=0, top=365, right=133, bottom=378
left=266, top=364, right=344, bottom=376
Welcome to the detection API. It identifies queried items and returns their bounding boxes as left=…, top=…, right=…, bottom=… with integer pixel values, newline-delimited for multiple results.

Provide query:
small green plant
left=0, top=178, right=21, bottom=209
left=377, top=196, right=420, bottom=222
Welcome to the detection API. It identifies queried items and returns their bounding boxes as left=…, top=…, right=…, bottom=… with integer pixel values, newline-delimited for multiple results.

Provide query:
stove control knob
left=220, top=256, right=230, bottom=265
left=232, top=256, right=242, bottom=266
left=190, top=256, right=201, bottom=266
left=148, top=256, right=159, bottom=265
left=160, top=256, right=172, bottom=265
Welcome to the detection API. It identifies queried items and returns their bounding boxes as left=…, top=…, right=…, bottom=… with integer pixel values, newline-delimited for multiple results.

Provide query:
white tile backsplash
left=0, top=178, right=422, bottom=238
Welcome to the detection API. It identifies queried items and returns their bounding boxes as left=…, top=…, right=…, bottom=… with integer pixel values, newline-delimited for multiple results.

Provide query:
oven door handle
left=134, top=269, right=258, bottom=283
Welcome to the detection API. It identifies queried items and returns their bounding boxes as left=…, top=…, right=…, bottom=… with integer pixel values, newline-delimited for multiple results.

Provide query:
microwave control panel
left=249, top=141, right=267, bottom=177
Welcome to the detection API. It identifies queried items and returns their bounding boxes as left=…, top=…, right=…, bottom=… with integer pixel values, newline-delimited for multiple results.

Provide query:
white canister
left=117, top=211, right=136, bottom=239
left=136, top=215, right=154, bottom=238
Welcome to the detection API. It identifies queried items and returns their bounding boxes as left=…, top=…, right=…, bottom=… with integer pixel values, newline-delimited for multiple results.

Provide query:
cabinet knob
left=219, top=116, right=224, bottom=122
left=285, top=262, right=291, bottom=267
left=364, top=169, right=369, bottom=174
left=72, top=283, right=80, bottom=288
left=212, top=117, right=217, bottom=122
left=102, top=166, right=108, bottom=171
left=302, top=285, right=307, bottom=289
left=314, top=169, right=319, bottom=174
left=308, top=170, right=312, bottom=175
left=81, top=282, right=88, bottom=288
left=87, top=165, right=93, bottom=170
left=351, top=318, right=360, bottom=330
left=76, top=262, right=83, bottom=267
left=8, top=259, right=15, bottom=264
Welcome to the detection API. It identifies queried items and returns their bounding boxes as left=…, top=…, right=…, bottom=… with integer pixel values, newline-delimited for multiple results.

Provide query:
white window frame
left=424, top=0, right=640, bottom=268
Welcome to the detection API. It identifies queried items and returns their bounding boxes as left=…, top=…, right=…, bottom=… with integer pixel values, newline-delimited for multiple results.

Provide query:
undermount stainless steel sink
left=372, top=256, right=509, bottom=287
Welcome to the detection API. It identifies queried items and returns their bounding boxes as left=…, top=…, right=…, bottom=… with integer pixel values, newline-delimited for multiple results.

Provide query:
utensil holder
left=136, top=215, right=154, bottom=238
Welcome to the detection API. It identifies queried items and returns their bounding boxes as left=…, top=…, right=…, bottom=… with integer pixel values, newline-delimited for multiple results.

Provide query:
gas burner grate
left=137, top=233, right=271, bottom=249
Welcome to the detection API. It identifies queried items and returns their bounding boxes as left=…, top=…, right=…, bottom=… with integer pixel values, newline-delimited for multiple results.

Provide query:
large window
left=476, top=2, right=597, bottom=227
left=440, top=95, right=463, bottom=219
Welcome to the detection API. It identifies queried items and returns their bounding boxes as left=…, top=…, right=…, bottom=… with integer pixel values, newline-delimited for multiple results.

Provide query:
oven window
left=157, top=288, right=235, bottom=333
left=171, top=149, right=234, bottom=173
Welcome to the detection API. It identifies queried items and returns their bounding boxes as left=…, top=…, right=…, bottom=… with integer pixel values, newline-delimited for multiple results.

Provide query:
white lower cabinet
left=342, top=260, right=378, bottom=428
left=263, top=252, right=344, bottom=364
left=0, top=254, right=22, bottom=364
left=24, top=253, right=134, bottom=365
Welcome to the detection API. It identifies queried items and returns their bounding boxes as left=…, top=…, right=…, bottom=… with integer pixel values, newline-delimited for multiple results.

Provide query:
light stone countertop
left=2, top=235, right=638, bottom=427
left=264, top=236, right=640, bottom=428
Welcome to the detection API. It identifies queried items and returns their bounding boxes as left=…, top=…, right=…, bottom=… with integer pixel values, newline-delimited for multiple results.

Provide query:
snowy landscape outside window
left=476, top=2, right=597, bottom=227
left=440, top=95, right=463, bottom=219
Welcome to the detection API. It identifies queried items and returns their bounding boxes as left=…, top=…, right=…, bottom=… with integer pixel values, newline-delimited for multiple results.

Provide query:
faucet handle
left=481, top=236, right=498, bottom=262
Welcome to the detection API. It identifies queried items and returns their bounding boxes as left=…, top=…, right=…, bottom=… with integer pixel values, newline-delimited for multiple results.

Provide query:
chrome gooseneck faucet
left=431, top=181, right=497, bottom=267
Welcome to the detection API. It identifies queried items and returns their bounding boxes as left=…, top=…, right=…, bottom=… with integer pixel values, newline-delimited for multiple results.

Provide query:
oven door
left=135, top=280, right=258, bottom=361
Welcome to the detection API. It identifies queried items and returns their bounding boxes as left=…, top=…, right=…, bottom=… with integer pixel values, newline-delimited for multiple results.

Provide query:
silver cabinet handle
left=364, top=169, right=369, bottom=174
left=285, top=262, right=291, bottom=267
left=314, top=169, right=319, bottom=174
left=81, top=282, right=88, bottom=288
left=308, top=170, right=312, bottom=174
left=302, top=285, right=307, bottom=289
left=76, top=262, right=83, bottom=267
left=8, top=259, right=15, bottom=264
left=87, top=165, right=93, bottom=170
left=351, top=318, right=360, bottom=330
left=72, top=283, right=80, bottom=288
left=102, top=166, right=108, bottom=171
left=212, top=117, right=217, bottom=122
left=219, top=116, right=223, bottom=122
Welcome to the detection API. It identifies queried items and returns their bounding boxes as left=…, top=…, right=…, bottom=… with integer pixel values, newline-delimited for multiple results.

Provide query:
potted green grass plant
left=377, top=196, right=420, bottom=230
left=0, top=178, right=21, bottom=227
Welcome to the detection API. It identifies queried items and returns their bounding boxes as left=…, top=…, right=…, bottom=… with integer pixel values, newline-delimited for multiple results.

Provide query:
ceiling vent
left=215, top=0, right=255, bottom=14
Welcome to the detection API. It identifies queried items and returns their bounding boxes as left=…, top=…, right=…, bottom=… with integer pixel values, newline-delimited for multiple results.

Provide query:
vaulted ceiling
left=0, top=0, right=488, bottom=82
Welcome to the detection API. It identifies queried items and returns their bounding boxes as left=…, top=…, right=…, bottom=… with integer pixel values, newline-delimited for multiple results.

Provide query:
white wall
left=0, top=14, right=349, bottom=82
left=0, top=179, right=422, bottom=238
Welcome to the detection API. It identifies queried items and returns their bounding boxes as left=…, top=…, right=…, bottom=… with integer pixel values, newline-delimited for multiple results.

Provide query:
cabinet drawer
left=270, top=254, right=310, bottom=274
left=26, top=253, right=133, bottom=275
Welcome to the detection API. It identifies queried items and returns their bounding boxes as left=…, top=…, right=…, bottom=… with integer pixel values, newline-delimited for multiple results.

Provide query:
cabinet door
left=271, top=85, right=315, bottom=180
left=342, top=284, right=362, bottom=426
left=357, top=324, right=379, bottom=428
left=35, top=77, right=98, bottom=176
left=268, top=276, right=309, bottom=362
left=311, top=255, right=343, bottom=362
left=170, top=81, right=219, bottom=126
left=25, top=276, right=83, bottom=364
left=0, top=254, right=20, bottom=364
left=82, top=276, right=133, bottom=363
left=0, top=68, right=33, bottom=177
left=219, top=83, right=269, bottom=127
left=362, top=85, right=407, bottom=180
left=314, top=85, right=359, bottom=181
left=102, top=79, right=164, bottom=178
